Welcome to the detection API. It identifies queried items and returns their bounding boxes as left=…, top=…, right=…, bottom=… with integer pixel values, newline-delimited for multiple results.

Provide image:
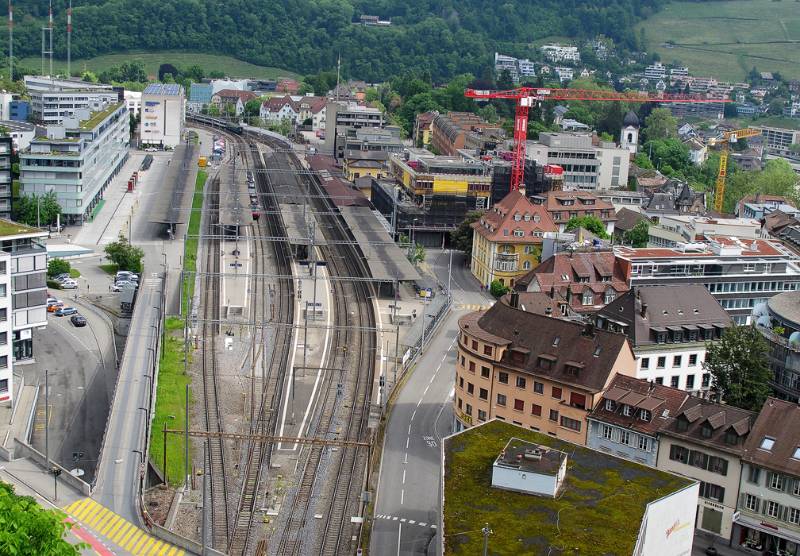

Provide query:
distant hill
left=7, top=0, right=665, bottom=81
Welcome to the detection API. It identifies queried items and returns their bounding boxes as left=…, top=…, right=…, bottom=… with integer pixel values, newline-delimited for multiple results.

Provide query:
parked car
left=60, top=280, right=78, bottom=289
left=145, top=147, right=157, bottom=152
left=47, top=302, right=64, bottom=312
left=47, top=297, right=60, bottom=306
left=111, top=281, right=136, bottom=292
left=53, top=273, right=71, bottom=282
left=115, top=271, right=138, bottom=283
left=70, top=315, right=87, bottom=327
left=54, top=307, right=78, bottom=317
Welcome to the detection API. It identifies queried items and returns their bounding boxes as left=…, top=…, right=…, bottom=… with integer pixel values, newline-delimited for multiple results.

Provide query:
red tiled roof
left=262, top=95, right=299, bottom=113
left=215, top=89, right=256, bottom=102
left=472, top=190, right=557, bottom=243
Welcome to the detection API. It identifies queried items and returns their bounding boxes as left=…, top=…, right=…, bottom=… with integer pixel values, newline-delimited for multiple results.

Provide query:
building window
left=459, top=376, right=464, bottom=389
left=460, top=355, right=465, bottom=367
left=457, top=397, right=462, bottom=410
left=689, top=354, right=698, bottom=366
left=582, top=291, right=594, bottom=305
left=686, top=375, right=695, bottom=390
left=702, top=373, right=711, bottom=388
left=767, top=501, right=782, bottom=518
left=469, top=361, right=476, bottom=373
left=479, top=388, right=488, bottom=400
left=496, top=394, right=507, bottom=407
left=467, top=383, right=474, bottom=395
left=551, top=386, right=562, bottom=399
left=549, top=409, right=559, bottom=422
left=655, top=377, right=663, bottom=385
left=770, top=473, right=785, bottom=491
left=516, top=376, right=527, bottom=389
left=533, top=381, right=544, bottom=394
left=744, top=494, right=759, bottom=512
left=622, top=405, right=632, bottom=417
left=690, top=450, right=709, bottom=470
left=673, top=355, right=682, bottom=368
left=619, top=430, right=631, bottom=445
left=657, top=356, right=666, bottom=369
left=537, top=357, right=552, bottom=370
left=465, top=403, right=472, bottom=416
left=699, top=481, right=725, bottom=503
left=638, top=436, right=650, bottom=451
left=669, top=444, right=689, bottom=463
left=790, top=508, right=800, bottom=525
left=640, top=409, right=651, bottom=422
left=481, top=366, right=490, bottom=379
left=498, top=372, right=509, bottom=384
left=514, top=399, right=524, bottom=412
left=671, top=376, right=680, bottom=388
left=724, top=430, right=738, bottom=446
left=748, top=466, right=761, bottom=484
left=709, top=456, right=728, bottom=476
left=761, top=437, right=776, bottom=451
left=483, top=345, right=493, bottom=356
left=605, top=399, right=616, bottom=411
left=531, top=404, right=542, bottom=417
left=793, top=479, right=800, bottom=497
left=701, top=423, right=713, bottom=438
left=604, top=290, right=615, bottom=304
left=641, top=357, right=650, bottom=370
left=478, top=409, right=487, bottom=422
left=602, top=425, right=613, bottom=440
left=569, top=392, right=586, bottom=409
left=471, top=340, right=478, bottom=350
left=560, top=416, right=581, bottom=431
left=0, top=378, right=7, bottom=394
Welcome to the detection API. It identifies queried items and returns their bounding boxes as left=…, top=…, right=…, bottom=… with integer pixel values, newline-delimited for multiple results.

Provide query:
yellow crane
left=713, top=128, right=762, bottom=213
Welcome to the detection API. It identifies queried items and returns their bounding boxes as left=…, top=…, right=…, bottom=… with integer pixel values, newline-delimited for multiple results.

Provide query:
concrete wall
left=635, top=482, right=700, bottom=556
left=13, top=438, right=92, bottom=495
left=491, top=463, right=558, bottom=496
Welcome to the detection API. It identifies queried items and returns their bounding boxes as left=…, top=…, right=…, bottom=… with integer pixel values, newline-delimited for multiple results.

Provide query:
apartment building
left=470, top=190, right=557, bottom=288
left=734, top=399, right=800, bottom=555
left=587, top=374, right=688, bottom=466
left=753, top=291, right=800, bottom=402
left=737, top=194, right=796, bottom=220
left=529, top=190, right=616, bottom=235
left=647, top=215, right=762, bottom=248
left=141, top=84, right=185, bottom=148
left=325, top=102, right=384, bottom=158
left=595, top=285, right=731, bottom=392
left=20, top=103, right=130, bottom=224
left=0, top=137, right=10, bottom=219
left=615, top=236, right=800, bottom=324
left=656, top=398, right=755, bottom=540
left=541, top=44, right=580, bottom=64
left=454, top=293, right=636, bottom=444
left=755, top=126, right=800, bottom=156
left=24, top=76, right=119, bottom=125
left=644, top=62, right=667, bottom=80
left=430, top=112, right=504, bottom=156
left=526, top=132, right=630, bottom=190
left=515, top=250, right=630, bottom=314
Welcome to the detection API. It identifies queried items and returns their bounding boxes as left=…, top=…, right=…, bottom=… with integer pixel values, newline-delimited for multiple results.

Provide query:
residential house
left=737, top=194, right=796, bottom=219
left=684, top=137, right=708, bottom=165
left=587, top=374, right=688, bottom=466
left=342, top=150, right=388, bottom=181
left=515, top=250, right=630, bottom=315
left=297, top=96, right=327, bottom=130
left=211, top=89, right=256, bottom=116
left=260, top=95, right=299, bottom=124
left=454, top=292, right=637, bottom=445
left=642, top=180, right=706, bottom=223
left=595, top=284, right=731, bottom=392
left=613, top=207, right=649, bottom=244
left=530, top=190, right=616, bottom=235
left=734, top=398, right=800, bottom=554
left=656, top=398, right=755, bottom=540
left=413, top=111, right=437, bottom=148
left=470, top=190, right=557, bottom=288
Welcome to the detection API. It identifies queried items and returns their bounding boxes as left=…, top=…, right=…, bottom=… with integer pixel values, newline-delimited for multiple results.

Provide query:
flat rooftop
left=143, top=83, right=184, bottom=96
left=443, top=420, right=692, bottom=555
left=496, top=438, right=565, bottom=476
left=0, top=218, right=47, bottom=239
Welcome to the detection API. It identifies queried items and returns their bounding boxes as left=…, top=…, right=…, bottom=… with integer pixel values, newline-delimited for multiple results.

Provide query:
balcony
left=494, top=252, right=519, bottom=273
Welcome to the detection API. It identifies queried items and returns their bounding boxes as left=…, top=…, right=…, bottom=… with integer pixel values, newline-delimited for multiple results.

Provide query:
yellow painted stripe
left=100, top=514, right=123, bottom=536
left=122, top=528, right=145, bottom=551
left=110, top=521, right=134, bottom=545
left=165, top=548, right=179, bottom=556
left=66, top=498, right=90, bottom=516
left=135, top=536, right=156, bottom=555
left=156, top=542, right=172, bottom=556
left=93, top=509, right=117, bottom=532
left=146, top=540, right=166, bottom=556
left=85, top=506, right=112, bottom=528
left=73, top=498, right=98, bottom=521
left=119, top=525, right=140, bottom=550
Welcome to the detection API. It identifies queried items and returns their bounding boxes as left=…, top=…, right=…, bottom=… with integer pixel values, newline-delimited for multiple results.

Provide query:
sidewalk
left=693, top=530, right=748, bottom=556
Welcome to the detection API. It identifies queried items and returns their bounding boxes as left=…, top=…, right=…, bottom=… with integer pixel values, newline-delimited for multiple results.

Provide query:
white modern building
left=541, top=44, right=580, bottom=64
left=644, top=62, right=667, bottom=80
left=325, top=101, right=385, bottom=158
left=0, top=121, right=39, bottom=152
left=24, top=76, right=119, bottom=125
left=124, top=90, right=142, bottom=117
left=19, top=103, right=130, bottom=224
left=140, top=83, right=185, bottom=149
left=553, top=67, right=574, bottom=82
left=526, top=132, right=630, bottom=190
left=648, top=215, right=763, bottom=248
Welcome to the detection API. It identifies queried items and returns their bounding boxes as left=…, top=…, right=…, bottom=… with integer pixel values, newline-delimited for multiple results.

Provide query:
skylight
left=793, top=447, right=800, bottom=460
left=760, top=436, right=776, bottom=451
left=552, top=336, right=560, bottom=347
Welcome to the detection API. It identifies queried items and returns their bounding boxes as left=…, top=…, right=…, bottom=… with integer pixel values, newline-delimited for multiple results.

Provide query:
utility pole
left=8, top=0, right=12, bottom=82
left=184, top=383, right=189, bottom=488
left=201, top=442, right=208, bottom=556
left=482, top=523, right=492, bottom=556
left=447, top=249, right=453, bottom=298
left=66, top=0, right=71, bottom=77
left=45, top=368, right=50, bottom=495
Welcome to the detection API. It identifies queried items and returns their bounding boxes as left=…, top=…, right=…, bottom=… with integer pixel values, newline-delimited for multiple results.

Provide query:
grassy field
left=637, top=0, right=800, bottom=81
left=182, top=170, right=206, bottom=315
left=18, top=50, right=299, bottom=80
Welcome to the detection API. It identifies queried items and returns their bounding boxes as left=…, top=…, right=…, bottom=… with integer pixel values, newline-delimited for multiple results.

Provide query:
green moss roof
left=79, top=102, right=123, bottom=130
left=0, top=218, right=43, bottom=237
left=443, top=420, right=693, bottom=556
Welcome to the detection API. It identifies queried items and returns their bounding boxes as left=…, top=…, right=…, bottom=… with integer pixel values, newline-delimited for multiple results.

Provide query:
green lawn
left=181, top=170, right=206, bottom=315
left=99, top=263, right=119, bottom=275
left=18, top=50, right=299, bottom=81
left=637, top=0, right=800, bottom=81
left=149, top=316, right=191, bottom=486
left=69, top=268, right=81, bottom=278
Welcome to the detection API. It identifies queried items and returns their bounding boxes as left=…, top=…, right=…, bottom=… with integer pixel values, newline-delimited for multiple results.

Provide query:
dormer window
left=676, top=415, right=689, bottom=432
left=533, top=214, right=541, bottom=223
left=640, top=409, right=651, bottom=422
left=605, top=399, right=616, bottom=411
left=524, top=214, right=531, bottom=221
left=513, top=229, right=524, bottom=237
left=622, top=405, right=632, bottom=417
left=514, top=213, right=521, bottom=221
left=701, top=423, right=713, bottom=438
left=725, top=430, right=739, bottom=446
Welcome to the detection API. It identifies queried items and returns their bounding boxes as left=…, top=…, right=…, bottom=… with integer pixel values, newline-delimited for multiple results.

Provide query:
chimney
left=641, top=303, right=648, bottom=319
left=509, top=291, right=520, bottom=309
left=545, top=307, right=553, bottom=317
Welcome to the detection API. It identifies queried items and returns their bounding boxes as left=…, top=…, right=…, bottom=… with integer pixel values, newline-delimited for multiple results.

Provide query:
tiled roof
left=215, top=89, right=256, bottom=102
left=540, top=190, right=615, bottom=217
left=460, top=299, right=632, bottom=393
left=262, top=95, right=299, bottom=113
left=742, top=398, right=800, bottom=476
left=614, top=207, right=648, bottom=232
left=659, top=397, right=755, bottom=456
left=472, top=190, right=557, bottom=243
left=589, top=374, right=688, bottom=436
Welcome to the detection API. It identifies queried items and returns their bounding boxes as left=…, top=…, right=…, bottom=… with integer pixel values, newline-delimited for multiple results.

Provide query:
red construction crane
left=464, top=87, right=727, bottom=193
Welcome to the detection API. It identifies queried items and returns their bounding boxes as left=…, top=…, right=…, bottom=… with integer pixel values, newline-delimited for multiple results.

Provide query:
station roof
left=219, top=163, right=252, bottom=227
left=279, top=204, right=324, bottom=246
left=149, top=144, right=198, bottom=225
left=339, top=206, right=420, bottom=282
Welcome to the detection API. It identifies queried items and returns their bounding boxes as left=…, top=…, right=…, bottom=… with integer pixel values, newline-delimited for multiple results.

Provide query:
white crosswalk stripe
left=374, top=515, right=436, bottom=529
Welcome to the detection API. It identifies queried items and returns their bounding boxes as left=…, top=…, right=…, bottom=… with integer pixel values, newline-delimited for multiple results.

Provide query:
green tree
left=244, top=99, right=262, bottom=119
left=722, top=158, right=799, bottom=213
left=450, top=211, right=483, bottom=257
left=642, top=107, right=678, bottom=142
left=634, top=153, right=654, bottom=169
left=704, top=325, right=772, bottom=411
left=12, top=191, right=62, bottom=227
left=564, top=215, right=609, bottom=239
left=0, top=481, right=82, bottom=555
left=645, top=138, right=691, bottom=176
left=104, top=235, right=144, bottom=272
left=47, top=258, right=71, bottom=278
left=490, top=280, right=510, bottom=298
left=623, top=219, right=650, bottom=247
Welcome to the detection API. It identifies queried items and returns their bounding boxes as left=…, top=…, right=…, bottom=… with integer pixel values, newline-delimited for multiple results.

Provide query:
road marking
left=410, top=409, right=416, bottom=421
left=377, top=515, right=436, bottom=529
left=400, top=518, right=406, bottom=523
left=402, top=469, right=406, bottom=484
left=405, top=437, right=409, bottom=449
left=397, top=522, right=402, bottom=556
left=408, top=519, right=415, bottom=524
left=400, top=489, right=404, bottom=505
left=403, top=452, right=407, bottom=464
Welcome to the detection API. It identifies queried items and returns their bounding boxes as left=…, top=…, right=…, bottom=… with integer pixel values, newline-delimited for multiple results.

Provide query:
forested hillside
left=8, top=0, right=664, bottom=80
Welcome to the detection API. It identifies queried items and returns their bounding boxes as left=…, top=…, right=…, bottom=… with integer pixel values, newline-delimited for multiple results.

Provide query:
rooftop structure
left=492, top=438, right=567, bottom=497
left=442, top=420, right=697, bottom=555
left=24, top=76, right=119, bottom=125
left=530, top=190, right=616, bottom=235
left=648, top=214, right=762, bottom=249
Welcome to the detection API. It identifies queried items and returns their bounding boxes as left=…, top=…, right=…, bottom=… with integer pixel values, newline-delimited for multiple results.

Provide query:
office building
left=733, top=399, right=800, bottom=554
left=595, top=285, right=731, bottom=392
left=647, top=215, right=762, bottom=249
left=587, top=374, right=688, bottom=467
left=526, top=132, right=630, bottom=190
left=615, top=237, right=800, bottom=324
left=24, top=76, right=119, bottom=125
left=20, top=103, right=130, bottom=224
left=325, top=102, right=384, bottom=158
left=0, top=121, right=37, bottom=152
left=9, top=100, right=29, bottom=122
left=188, top=82, right=213, bottom=112
left=657, top=398, right=755, bottom=540
left=755, top=126, right=800, bottom=156
left=140, top=83, right=185, bottom=148
left=753, top=292, right=800, bottom=402
left=470, top=190, right=557, bottom=288
left=454, top=293, right=637, bottom=444
left=124, top=90, right=141, bottom=117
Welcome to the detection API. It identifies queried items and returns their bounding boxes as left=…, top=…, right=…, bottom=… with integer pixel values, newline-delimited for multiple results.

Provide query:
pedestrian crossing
left=374, top=514, right=438, bottom=529
left=455, top=303, right=493, bottom=312
left=64, top=498, right=185, bottom=556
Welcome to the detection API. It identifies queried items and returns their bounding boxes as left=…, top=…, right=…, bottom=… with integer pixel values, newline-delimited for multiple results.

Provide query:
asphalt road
left=371, top=249, right=492, bottom=556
